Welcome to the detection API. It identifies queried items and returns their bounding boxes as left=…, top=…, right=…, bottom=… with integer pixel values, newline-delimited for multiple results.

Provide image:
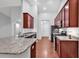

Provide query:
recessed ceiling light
left=43, top=7, right=47, bottom=10
left=16, top=23, right=20, bottom=28
left=34, top=0, right=37, bottom=2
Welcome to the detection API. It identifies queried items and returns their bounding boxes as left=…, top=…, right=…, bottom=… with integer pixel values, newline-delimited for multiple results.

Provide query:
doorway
left=40, top=20, right=50, bottom=38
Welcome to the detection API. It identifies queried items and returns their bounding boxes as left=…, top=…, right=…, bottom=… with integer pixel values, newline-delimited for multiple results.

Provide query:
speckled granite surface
left=56, top=36, right=79, bottom=41
left=0, top=37, right=37, bottom=54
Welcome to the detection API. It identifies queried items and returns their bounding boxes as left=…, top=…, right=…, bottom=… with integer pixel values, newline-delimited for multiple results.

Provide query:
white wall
left=0, top=7, right=11, bottom=17
left=0, top=7, right=12, bottom=38
left=67, top=28, right=79, bottom=38
left=0, top=0, right=38, bottom=38
left=0, top=0, right=22, bottom=39
left=11, top=6, right=22, bottom=37
left=58, top=0, right=67, bottom=13
left=0, top=6, right=22, bottom=38
left=22, top=0, right=32, bottom=14
left=37, top=13, right=53, bottom=39
left=0, top=0, right=21, bottom=8
left=59, top=28, right=79, bottom=38
left=22, top=0, right=38, bottom=34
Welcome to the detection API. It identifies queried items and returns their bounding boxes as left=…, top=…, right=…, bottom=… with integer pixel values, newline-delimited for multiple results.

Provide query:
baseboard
left=41, top=36, right=49, bottom=39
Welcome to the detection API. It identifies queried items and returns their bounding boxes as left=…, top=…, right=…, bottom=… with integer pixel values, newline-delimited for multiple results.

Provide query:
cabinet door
left=60, top=41, right=69, bottom=58
left=31, top=42, right=36, bottom=58
left=23, top=13, right=34, bottom=28
left=54, top=19, right=56, bottom=26
left=64, top=2, right=69, bottom=27
left=78, top=41, right=79, bottom=58
left=61, top=8, right=65, bottom=27
left=69, top=0, right=78, bottom=27
left=55, top=17, right=58, bottom=27
left=56, top=39, right=60, bottom=57
left=60, top=41, right=78, bottom=58
left=67, top=41, right=78, bottom=58
left=30, top=16, right=34, bottom=28
left=59, top=13, right=62, bottom=27
left=78, top=0, right=79, bottom=27
left=23, top=13, right=28, bottom=28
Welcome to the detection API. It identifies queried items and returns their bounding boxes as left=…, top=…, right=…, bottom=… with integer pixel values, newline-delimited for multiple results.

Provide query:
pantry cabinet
left=23, top=13, right=34, bottom=28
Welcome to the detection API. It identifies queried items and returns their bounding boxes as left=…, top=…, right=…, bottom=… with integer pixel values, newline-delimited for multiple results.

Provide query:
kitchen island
left=0, top=36, right=37, bottom=58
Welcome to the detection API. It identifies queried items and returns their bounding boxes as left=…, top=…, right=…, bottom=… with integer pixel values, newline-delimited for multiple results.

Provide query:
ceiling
left=0, top=0, right=67, bottom=20
left=37, top=0, right=61, bottom=13
left=0, top=0, right=67, bottom=14
left=27, top=0, right=67, bottom=14
left=26, top=0, right=67, bottom=21
left=0, top=0, right=21, bottom=8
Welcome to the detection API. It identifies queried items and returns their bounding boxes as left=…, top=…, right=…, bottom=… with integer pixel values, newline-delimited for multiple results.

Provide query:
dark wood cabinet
left=54, top=0, right=79, bottom=27
left=54, top=16, right=59, bottom=27
left=64, top=2, right=69, bottom=27
left=69, top=0, right=78, bottom=27
left=78, top=0, right=79, bottom=27
left=78, top=41, right=79, bottom=58
left=59, top=13, right=62, bottom=27
left=61, top=8, right=65, bottom=27
left=54, top=12, right=62, bottom=27
left=56, top=38, right=78, bottom=58
left=23, top=13, right=34, bottom=28
left=31, top=42, right=36, bottom=58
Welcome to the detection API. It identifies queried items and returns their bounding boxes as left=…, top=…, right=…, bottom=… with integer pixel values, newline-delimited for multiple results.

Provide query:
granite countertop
left=23, top=32, right=36, bottom=38
left=0, top=37, right=37, bottom=54
left=56, top=36, right=79, bottom=41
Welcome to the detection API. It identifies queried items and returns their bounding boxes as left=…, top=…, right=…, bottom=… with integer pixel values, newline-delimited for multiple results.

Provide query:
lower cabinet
left=78, top=41, right=79, bottom=58
left=56, top=39, right=78, bottom=58
left=30, top=42, right=36, bottom=58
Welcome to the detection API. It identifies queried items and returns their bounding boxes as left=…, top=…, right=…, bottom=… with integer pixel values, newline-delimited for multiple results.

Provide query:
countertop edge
left=56, top=36, right=79, bottom=41
left=0, top=38, right=37, bottom=55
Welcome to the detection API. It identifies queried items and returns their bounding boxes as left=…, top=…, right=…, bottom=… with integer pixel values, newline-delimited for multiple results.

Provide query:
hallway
left=36, top=37, right=59, bottom=58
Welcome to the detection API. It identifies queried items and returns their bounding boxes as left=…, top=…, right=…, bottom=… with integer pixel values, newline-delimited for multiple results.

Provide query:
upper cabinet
left=54, top=0, right=78, bottom=27
left=61, top=8, right=65, bottom=28
left=64, top=2, right=69, bottom=27
left=78, top=0, right=79, bottom=27
left=69, top=0, right=78, bottom=27
left=55, top=13, right=62, bottom=28
left=23, top=13, right=34, bottom=28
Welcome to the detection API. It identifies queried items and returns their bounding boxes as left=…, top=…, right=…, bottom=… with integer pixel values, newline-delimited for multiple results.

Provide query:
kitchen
left=0, top=0, right=78, bottom=58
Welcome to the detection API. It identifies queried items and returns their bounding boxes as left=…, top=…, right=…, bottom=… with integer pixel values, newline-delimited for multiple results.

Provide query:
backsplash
left=59, top=28, right=79, bottom=38
left=67, top=28, right=79, bottom=38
